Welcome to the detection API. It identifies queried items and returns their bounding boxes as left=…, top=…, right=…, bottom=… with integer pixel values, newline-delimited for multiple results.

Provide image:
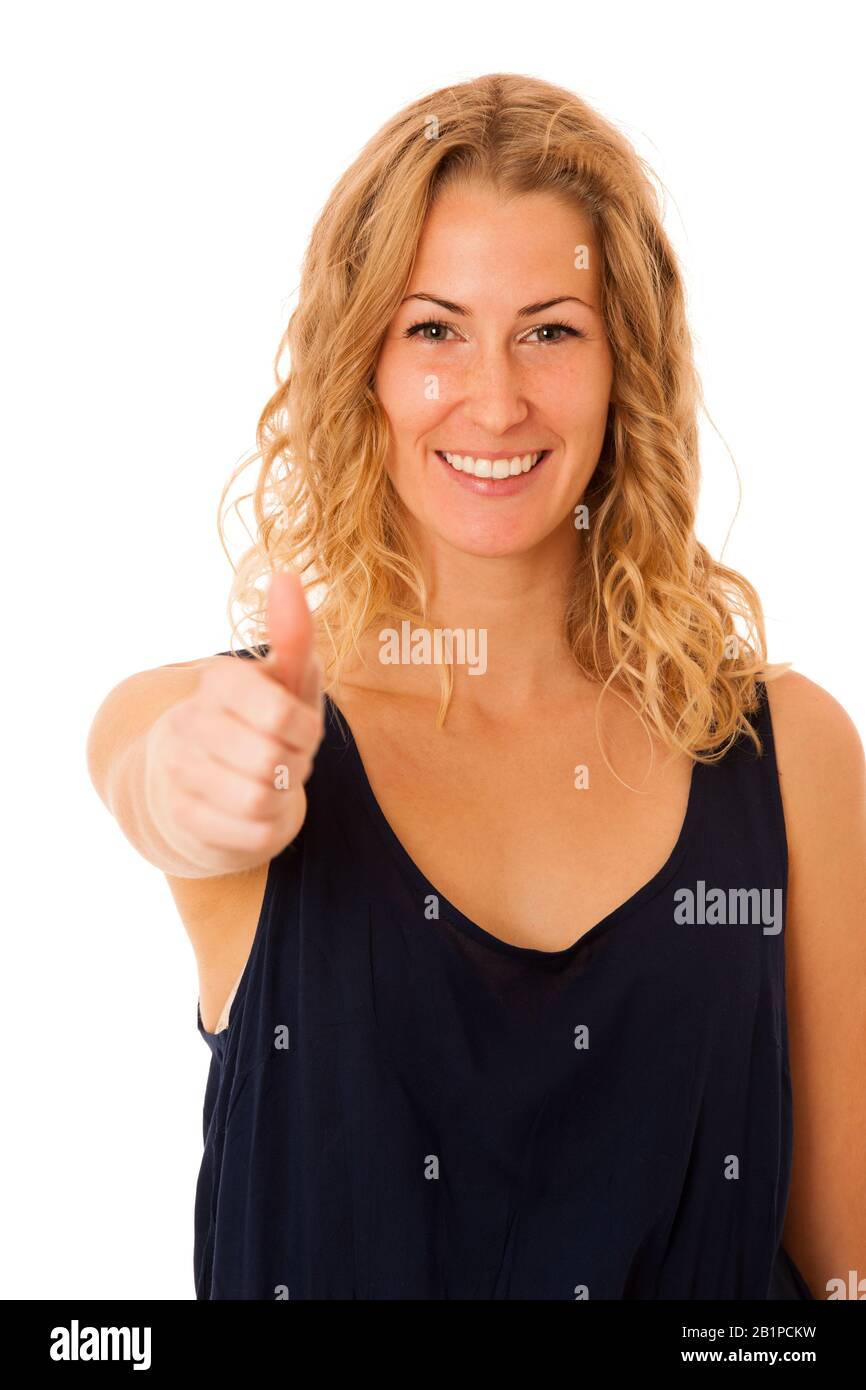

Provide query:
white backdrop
left=2, top=0, right=863, bottom=1298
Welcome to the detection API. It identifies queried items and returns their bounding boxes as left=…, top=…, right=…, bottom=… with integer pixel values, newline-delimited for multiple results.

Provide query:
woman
left=87, top=73, right=865, bottom=1300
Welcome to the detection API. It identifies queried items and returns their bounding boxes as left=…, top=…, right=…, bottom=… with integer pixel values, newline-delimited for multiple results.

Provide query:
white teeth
left=441, top=451, right=544, bottom=477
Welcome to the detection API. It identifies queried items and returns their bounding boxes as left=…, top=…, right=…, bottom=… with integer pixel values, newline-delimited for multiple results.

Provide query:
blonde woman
left=87, top=73, right=865, bottom=1301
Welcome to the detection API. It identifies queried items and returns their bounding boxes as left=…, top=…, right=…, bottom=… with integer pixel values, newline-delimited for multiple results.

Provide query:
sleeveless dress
left=194, top=654, right=814, bottom=1300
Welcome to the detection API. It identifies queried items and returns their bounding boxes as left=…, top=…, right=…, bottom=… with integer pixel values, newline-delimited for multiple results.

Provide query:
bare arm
left=86, top=656, right=230, bottom=877
left=86, top=575, right=326, bottom=1028
left=767, top=671, right=866, bottom=1299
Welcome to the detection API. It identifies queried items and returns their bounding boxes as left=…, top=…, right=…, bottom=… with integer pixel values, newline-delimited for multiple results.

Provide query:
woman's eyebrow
left=400, top=292, right=595, bottom=316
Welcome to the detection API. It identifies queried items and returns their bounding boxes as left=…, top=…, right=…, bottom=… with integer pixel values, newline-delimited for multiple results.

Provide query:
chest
left=339, top=694, right=695, bottom=951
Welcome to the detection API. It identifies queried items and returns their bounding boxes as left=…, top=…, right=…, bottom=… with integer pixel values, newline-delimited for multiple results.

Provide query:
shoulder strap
left=735, top=678, right=789, bottom=875
left=215, top=644, right=270, bottom=659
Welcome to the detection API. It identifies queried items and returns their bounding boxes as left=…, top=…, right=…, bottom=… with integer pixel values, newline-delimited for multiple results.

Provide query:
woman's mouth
left=433, top=449, right=551, bottom=496
left=436, top=449, right=548, bottom=478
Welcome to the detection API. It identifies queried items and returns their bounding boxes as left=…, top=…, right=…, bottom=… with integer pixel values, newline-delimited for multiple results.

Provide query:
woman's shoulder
left=762, top=666, right=865, bottom=958
left=762, top=669, right=864, bottom=809
left=762, top=669, right=864, bottom=867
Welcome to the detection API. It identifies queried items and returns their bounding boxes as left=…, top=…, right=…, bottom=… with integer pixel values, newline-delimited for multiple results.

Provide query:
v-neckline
left=324, top=691, right=708, bottom=961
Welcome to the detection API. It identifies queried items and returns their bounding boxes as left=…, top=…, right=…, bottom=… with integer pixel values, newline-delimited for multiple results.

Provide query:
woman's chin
left=422, top=516, right=552, bottom=560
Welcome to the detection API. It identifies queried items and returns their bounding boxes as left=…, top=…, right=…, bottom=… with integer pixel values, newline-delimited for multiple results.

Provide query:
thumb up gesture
left=144, top=570, right=325, bottom=875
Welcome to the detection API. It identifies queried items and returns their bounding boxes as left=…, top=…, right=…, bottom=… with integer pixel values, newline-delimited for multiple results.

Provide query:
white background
left=2, top=0, right=862, bottom=1298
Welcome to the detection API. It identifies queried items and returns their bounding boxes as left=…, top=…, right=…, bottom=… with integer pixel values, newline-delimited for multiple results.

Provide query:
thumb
left=264, top=570, right=314, bottom=697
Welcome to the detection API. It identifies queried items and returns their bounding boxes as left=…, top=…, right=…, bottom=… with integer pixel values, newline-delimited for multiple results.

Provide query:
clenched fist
left=144, top=571, right=325, bottom=874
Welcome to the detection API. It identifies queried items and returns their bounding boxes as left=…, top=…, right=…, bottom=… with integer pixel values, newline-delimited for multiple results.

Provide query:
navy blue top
left=194, top=655, right=813, bottom=1300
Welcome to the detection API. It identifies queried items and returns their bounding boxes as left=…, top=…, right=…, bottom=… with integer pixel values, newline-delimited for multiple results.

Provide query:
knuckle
left=263, top=690, right=294, bottom=736
left=238, top=779, right=273, bottom=819
left=256, top=747, right=283, bottom=783
left=165, top=738, right=205, bottom=786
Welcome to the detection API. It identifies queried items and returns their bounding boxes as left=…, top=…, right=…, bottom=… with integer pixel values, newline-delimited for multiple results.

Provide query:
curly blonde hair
left=218, top=71, right=787, bottom=761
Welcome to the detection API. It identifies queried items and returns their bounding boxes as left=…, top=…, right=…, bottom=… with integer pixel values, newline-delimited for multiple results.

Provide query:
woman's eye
left=403, top=319, right=457, bottom=342
left=525, top=322, right=587, bottom=344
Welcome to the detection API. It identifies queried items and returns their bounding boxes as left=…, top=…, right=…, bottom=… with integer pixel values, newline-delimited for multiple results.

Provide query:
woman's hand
left=143, top=571, right=324, bottom=875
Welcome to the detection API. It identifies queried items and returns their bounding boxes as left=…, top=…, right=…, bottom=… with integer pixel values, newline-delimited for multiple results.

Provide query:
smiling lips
left=437, top=450, right=547, bottom=479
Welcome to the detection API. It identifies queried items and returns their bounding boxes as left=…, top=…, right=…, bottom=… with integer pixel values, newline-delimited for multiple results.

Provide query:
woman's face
left=374, top=181, right=614, bottom=559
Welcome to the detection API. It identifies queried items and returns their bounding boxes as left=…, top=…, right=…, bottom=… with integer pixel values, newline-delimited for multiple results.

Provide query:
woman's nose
left=458, top=348, right=529, bottom=436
